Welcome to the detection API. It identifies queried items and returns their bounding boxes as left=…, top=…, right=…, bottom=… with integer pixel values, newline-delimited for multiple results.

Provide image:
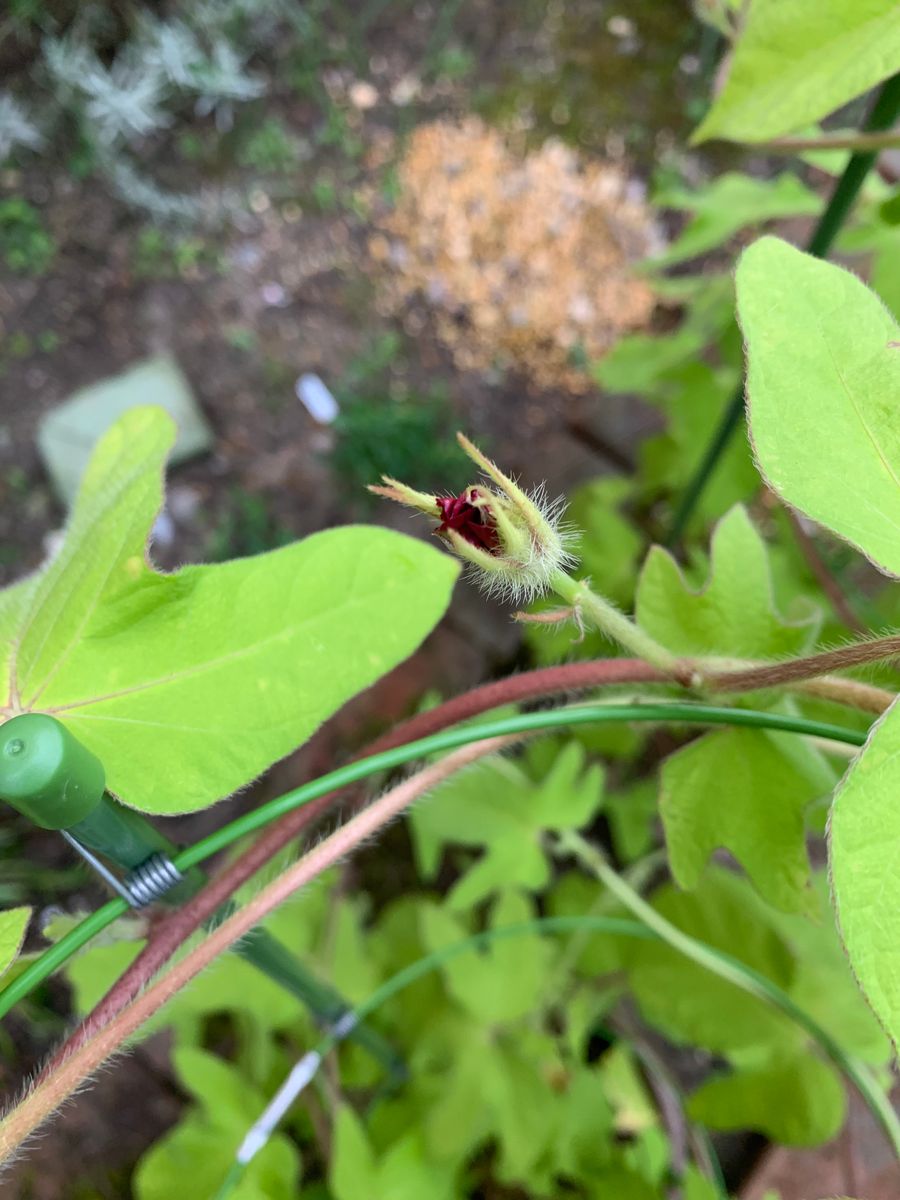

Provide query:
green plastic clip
left=0, top=712, right=405, bottom=1078
left=0, top=713, right=105, bottom=829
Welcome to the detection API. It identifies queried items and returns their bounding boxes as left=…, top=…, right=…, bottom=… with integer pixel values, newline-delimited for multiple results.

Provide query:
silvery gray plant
left=0, top=0, right=283, bottom=224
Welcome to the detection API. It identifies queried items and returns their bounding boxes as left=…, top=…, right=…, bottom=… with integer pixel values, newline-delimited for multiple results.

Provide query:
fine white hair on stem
left=0, top=734, right=521, bottom=1165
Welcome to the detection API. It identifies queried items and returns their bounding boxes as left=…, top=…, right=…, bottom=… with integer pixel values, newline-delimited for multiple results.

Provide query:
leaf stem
left=764, top=129, right=900, bottom=154
left=556, top=830, right=900, bottom=1162
left=793, top=676, right=893, bottom=715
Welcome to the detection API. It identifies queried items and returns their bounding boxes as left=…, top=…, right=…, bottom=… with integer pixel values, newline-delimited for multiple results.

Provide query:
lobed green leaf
left=652, top=173, right=820, bottom=266
left=687, top=1054, right=845, bottom=1146
left=638, top=504, right=820, bottom=657
left=661, top=726, right=829, bottom=914
left=626, top=870, right=799, bottom=1055
left=410, top=743, right=604, bottom=910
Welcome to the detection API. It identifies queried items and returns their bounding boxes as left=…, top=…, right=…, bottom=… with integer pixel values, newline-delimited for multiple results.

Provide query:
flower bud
left=369, top=434, right=575, bottom=602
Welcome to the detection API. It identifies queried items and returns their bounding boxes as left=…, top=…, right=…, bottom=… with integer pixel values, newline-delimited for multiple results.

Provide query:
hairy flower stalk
left=371, top=433, right=681, bottom=675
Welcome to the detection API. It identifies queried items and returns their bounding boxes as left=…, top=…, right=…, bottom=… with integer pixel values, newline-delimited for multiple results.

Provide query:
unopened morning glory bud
left=370, top=434, right=575, bottom=603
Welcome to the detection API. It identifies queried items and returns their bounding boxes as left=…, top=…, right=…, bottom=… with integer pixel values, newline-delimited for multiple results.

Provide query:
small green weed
left=224, top=326, right=258, bottom=354
left=0, top=198, right=55, bottom=275
left=331, top=333, right=471, bottom=502
left=237, top=117, right=296, bottom=174
left=131, top=228, right=222, bottom=279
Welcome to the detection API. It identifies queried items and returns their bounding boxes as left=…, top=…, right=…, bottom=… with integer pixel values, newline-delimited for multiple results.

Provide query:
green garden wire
left=211, top=916, right=697, bottom=1200
left=0, top=700, right=866, bottom=1019
left=212, top=893, right=898, bottom=1200
left=561, top=829, right=900, bottom=1160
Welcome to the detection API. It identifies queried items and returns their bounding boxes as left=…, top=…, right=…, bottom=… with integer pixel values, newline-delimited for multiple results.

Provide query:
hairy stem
left=8, top=699, right=860, bottom=1024
left=709, top=635, right=900, bottom=697
left=766, top=129, right=900, bottom=153
left=549, top=570, right=684, bottom=676
left=791, top=676, right=894, bottom=716
left=0, top=737, right=512, bottom=1164
left=45, top=659, right=671, bottom=1067
left=45, top=655, right=893, bottom=1071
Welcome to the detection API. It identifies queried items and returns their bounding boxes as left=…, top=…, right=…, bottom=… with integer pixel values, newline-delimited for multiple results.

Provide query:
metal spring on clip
left=124, top=853, right=184, bottom=907
left=60, top=832, right=183, bottom=908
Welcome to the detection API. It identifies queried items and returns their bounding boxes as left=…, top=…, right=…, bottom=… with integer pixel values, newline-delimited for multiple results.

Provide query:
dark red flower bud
left=436, top=488, right=500, bottom=552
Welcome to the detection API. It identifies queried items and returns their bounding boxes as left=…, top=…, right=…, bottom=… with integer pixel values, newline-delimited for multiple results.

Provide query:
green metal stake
left=0, top=714, right=404, bottom=1080
left=666, top=70, right=900, bottom=547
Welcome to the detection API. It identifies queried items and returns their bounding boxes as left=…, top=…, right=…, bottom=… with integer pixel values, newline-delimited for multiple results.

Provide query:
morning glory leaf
left=693, top=0, right=900, bottom=144
left=637, top=504, right=820, bottom=658
left=0, top=406, right=459, bottom=813
left=738, top=236, right=900, bottom=577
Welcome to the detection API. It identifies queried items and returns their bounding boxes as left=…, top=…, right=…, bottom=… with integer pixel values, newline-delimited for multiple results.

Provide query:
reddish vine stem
left=712, top=636, right=900, bottom=694
left=45, top=649, right=895, bottom=1073
left=45, top=659, right=667, bottom=1072
left=9, top=740, right=512, bottom=1160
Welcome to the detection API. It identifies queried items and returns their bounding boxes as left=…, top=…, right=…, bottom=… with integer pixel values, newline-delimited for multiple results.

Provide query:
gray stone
left=37, top=355, right=213, bottom=506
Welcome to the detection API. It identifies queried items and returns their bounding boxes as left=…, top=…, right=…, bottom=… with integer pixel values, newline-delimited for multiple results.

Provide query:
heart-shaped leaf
left=830, top=697, right=900, bottom=1050
left=737, top=237, right=900, bottom=577
left=0, top=407, right=458, bottom=813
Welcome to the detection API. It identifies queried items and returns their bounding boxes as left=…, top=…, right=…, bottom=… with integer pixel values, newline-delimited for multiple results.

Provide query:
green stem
left=807, top=71, right=900, bottom=257
left=666, top=69, right=900, bottom=546
left=558, top=830, right=900, bottom=1161
left=550, top=570, right=681, bottom=674
left=0, top=702, right=866, bottom=1019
